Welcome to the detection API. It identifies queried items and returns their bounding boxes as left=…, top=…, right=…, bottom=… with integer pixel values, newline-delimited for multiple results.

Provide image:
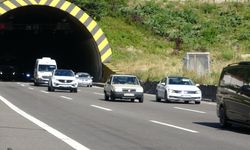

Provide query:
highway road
left=0, top=82, right=249, bottom=150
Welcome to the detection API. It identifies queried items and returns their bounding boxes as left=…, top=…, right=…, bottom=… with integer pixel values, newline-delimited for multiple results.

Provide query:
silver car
left=156, top=76, right=202, bottom=104
left=104, top=74, right=144, bottom=103
left=76, top=72, right=93, bottom=87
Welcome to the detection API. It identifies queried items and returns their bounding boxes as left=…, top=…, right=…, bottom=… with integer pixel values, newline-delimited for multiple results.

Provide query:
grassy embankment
left=98, top=1, right=250, bottom=85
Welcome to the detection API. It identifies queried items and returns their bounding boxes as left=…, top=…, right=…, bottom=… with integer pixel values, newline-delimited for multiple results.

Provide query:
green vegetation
left=72, top=0, right=250, bottom=84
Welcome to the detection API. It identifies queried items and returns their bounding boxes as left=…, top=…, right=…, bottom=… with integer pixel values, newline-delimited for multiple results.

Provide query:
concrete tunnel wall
left=0, top=0, right=112, bottom=81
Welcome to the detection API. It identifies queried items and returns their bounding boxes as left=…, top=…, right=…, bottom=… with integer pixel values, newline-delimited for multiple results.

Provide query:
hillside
left=75, top=0, right=250, bottom=84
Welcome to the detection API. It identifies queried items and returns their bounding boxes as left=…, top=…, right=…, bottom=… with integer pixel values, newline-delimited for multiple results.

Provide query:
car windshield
left=38, top=65, right=56, bottom=72
left=77, top=73, right=90, bottom=78
left=54, top=70, right=74, bottom=77
left=168, top=77, right=194, bottom=85
left=112, top=76, right=139, bottom=85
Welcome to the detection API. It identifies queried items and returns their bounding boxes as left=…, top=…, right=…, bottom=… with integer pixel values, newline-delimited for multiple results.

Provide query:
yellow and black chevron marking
left=0, top=0, right=112, bottom=63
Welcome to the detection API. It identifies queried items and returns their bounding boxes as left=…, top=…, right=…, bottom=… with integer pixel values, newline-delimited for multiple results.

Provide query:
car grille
left=122, top=89, right=136, bottom=92
left=58, top=80, right=73, bottom=83
left=184, top=91, right=196, bottom=94
left=42, top=76, right=50, bottom=79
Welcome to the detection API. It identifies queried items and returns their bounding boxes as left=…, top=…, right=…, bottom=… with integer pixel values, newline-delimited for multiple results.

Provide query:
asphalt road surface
left=0, top=82, right=249, bottom=150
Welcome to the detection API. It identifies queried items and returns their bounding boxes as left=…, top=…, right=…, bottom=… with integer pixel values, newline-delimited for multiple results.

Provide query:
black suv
left=216, top=61, right=250, bottom=128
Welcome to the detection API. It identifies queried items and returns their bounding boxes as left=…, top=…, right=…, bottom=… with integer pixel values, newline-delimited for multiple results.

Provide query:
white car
left=156, top=76, right=202, bottom=104
left=48, top=69, right=78, bottom=93
left=104, top=74, right=144, bottom=103
left=76, top=72, right=93, bottom=87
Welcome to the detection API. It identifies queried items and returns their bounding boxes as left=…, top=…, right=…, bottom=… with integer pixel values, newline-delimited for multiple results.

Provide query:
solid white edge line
left=91, top=105, right=112, bottom=111
left=150, top=120, right=199, bottom=133
left=174, top=107, right=206, bottom=114
left=41, top=90, right=49, bottom=94
left=60, top=96, right=73, bottom=100
left=0, top=95, right=90, bottom=150
left=94, top=92, right=104, bottom=96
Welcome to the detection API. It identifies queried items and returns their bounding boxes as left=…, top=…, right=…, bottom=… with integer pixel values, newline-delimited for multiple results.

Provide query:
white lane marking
left=92, top=86, right=102, bottom=89
left=150, top=120, right=199, bottom=133
left=20, top=84, right=25, bottom=87
left=202, top=101, right=216, bottom=105
left=28, top=87, right=34, bottom=90
left=94, top=92, right=104, bottom=96
left=41, top=90, right=49, bottom=94
left=174, top=107, right=206, bottom=114
left=91, top=105, right=112, bottom=111
left=17, top=82, right=21, bottom=85
left=0, top=95, right=90, bottom=150
left=60, top=96, right=73, bottom=100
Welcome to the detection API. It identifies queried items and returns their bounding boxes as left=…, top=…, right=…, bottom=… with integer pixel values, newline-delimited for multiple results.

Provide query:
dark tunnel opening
left=0, top=5, right=102, bottom=81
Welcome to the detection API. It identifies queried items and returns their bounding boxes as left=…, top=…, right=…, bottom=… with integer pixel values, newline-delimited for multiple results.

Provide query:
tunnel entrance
left=0, top=0, right=112, bottom=81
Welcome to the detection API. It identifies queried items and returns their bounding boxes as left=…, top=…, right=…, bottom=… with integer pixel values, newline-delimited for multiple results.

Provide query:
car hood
left=53, top=76, right=76, bottom=80
left=167, top=85, right=200, bottom=91
left=112, top=84, right=142, bottom=89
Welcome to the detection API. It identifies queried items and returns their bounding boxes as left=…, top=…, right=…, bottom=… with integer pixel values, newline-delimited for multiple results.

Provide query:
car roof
left=76, top=72, right=89, bottom=75
left=55, top=69, right=73, bottom=72
left=111, top=74, right=137, bottom=77
left=167, top=76, right=189, bottom=79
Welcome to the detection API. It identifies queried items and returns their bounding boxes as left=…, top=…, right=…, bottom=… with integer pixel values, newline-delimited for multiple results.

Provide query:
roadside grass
left=98, top=2, right=250, bottom=85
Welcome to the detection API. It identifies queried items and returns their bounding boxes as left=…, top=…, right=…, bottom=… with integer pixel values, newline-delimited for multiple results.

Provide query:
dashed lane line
left=0, top=95, right=90, bottom=150
left=150, top=120, right=199, bottom=133
left=94, top=92, right=104, bottom=96
left=174, top=107, right=206, bottom=114
left=41, top=90, right=49, bottom=94
left=91, top=105, right=112, bottom=111
left=28, top=87, right=34, bottom=90
left=60, top=96, right=73, bottom=100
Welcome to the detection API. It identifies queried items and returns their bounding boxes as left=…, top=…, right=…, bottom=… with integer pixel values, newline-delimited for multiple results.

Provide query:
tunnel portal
left=0, top=0, right=112, bottom=81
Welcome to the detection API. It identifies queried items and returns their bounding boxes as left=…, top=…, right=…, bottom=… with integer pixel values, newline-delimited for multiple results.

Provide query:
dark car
left=216, top=61, right=250, bottom=128
left=0, top=65, right=16, bottom=81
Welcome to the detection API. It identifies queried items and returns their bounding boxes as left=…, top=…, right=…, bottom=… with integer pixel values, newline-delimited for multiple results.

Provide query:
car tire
left=195, top=101, right=201, bottom=104
left=104, top=92, right=109, bottom=101
left=131, top=99, right=135, bottom=102
left=50, top=86, right=54, bottom=92
left=90, top=85, right=92, bottom=87
left=219, top=106, right=231, bottom=128
left=74, top=88, right=78, bottom=93
left=156, top=91, right=161, bottom=102
left=184, top=101, right=189, bottom=104
left=48, top=86, right=51, bottom=92
left=34, top=81, right=38, bottom=86
left=165, top=91, right=170, bottom=103
left=110, top=92, right=116, bottom=101
left=139, top=96, right=144, bottom=103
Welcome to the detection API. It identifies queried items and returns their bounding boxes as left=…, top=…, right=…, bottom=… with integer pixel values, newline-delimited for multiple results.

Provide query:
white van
left=34, top=57, right=57, bottom=86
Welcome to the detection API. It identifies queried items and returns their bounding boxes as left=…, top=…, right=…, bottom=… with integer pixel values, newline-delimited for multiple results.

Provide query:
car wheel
left=195, top=101, right=201, bottom=104
left=104, top=92, right=109, bottom=101
left=131, top=99, right=135, bottom=102
left=219, top=106, right=231, bottom=128
left=139, top=96, right=144, bottom=103
left=165, top=91, right=170, bottom=103
left=156, top=91, right=161, bottom=102
left=184, top=101, right=189, bottom=104
left=74, top=88, right=78, bottom=93
left=34, top=81, right=38, bottom=86
left=50, top=86, right=54, bottom=92
left=90, top=85, right=92, bottom=87
left=48, top=86, right=51, bottom=91
left=110, top=92, right=116, bottom=101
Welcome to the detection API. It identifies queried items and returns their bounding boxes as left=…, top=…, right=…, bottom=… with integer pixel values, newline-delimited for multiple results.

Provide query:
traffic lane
left=1, top=83, right=241, bottom=150
left=0, top=84, right=74, bottom=150
left=4, top=82, right=250, bottom=149
left=75, top=86, right=250, bottom=148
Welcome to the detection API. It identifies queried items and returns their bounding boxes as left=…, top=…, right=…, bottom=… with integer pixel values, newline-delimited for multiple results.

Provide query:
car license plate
left=124, top=93, right=134, bottom=96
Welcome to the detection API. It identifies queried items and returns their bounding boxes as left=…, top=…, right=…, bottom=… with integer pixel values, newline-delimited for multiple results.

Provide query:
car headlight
left=168, top=89, right=181, bottom=93
left=13, top=72, right=15, bottom=75
left=113, top=87, right=122, bottom=92
left=136, top=87, right=144, bottom=93
left=0, top=72, right=2, bottom=75
left=26, top=73, right=30, bottom=77
left=196, top=90, right=202, bottom=94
